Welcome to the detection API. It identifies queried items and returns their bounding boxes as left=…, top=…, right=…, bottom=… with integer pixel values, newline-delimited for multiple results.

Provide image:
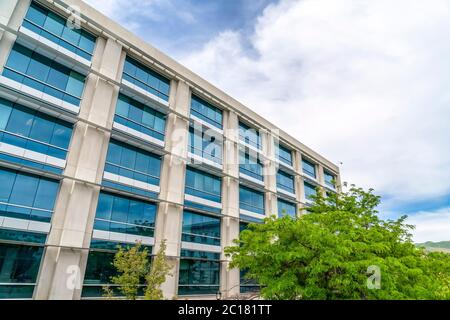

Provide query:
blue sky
left=83, top=0, right=450, bottom=242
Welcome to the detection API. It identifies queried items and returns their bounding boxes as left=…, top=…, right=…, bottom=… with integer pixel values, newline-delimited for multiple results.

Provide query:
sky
left=82, top=0, right=450, bottom=243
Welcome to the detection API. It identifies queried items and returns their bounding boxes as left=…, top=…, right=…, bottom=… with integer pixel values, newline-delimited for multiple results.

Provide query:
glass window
left=105, top=140, right=161, bottom=187
left=324, top=170, right=336, bottom=188
left=0, top=99, right=73, bottom=161
left=178, top=250, right=220, bottom=296
left=190, top=95, right=223, bottom=129
left=26, top=53, right=51, bottom=82
left=0, top=243, right=44, bottom=284
left=114, top=94, right=166, bottom=141
left=0, top=169, right=16, bottom=202
left=93, top=192, right=157, bottom=237
left=188, top=126, right=223, bottom=164
left=4, top=43, right=86, bottom=106
left=182, top=210, right=221, bottom=246
left=278, top=199, right=297, bottom=218
left=9, top=174, right=40, bottom=207
left=277, top=170, right=295, bottom=194
left=302, top=158, right=316, bottom=178
left=29, top=115, right=55, bottom=144
left=43, top=12, right=65, bottom=36
left=4, top=44, right=31, bottom=74
left=0, top=99, right=13, bottom=130
left=5, top=105, right=34, bottom=137
left=239, top=122, right=261, bottom=150
left=239, top=150, right=263, bottom=181
left=23, top=2, right=97, bottom=60
left=111, top=196, right=129, bottom=223
left=304, top=181, right=317, bottom=200
left=122, top=57, right=170, bottom=101
left=239, top=185, right=264, bottom=215
left=275, top=143, right=292, bottom=166
left=0, top=168, right=59, bottom=221
left=185, top=167, right=221, bottom=203
left=32, top=178, right=58, bottom=210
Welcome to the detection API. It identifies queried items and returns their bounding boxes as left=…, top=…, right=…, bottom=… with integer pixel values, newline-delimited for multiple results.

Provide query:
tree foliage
left=225, top=185, right=450, bottom=299
left=110, top=242, right=149, bottom=300
left=105, top=240, right=172, bottom=300
left=145, top=240, right=172, bottom=300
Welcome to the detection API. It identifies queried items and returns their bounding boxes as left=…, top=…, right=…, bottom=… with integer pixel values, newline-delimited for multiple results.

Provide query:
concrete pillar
left=294, top=150, right=306, bottom=216
left=220, top=110, right=240, bottom=298
left=317, top=164, right=326, bottom=196
left=154, top=79, right=190, bottom=299
left=34, top=37, right=124, bottom=300
left=0, top=0, right=30, bottom=73
left=263, top=133, right=278, bottom=218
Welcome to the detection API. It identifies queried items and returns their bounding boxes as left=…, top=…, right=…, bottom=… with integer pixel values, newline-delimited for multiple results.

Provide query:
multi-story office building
left=0, top=0, right=341, bottom=300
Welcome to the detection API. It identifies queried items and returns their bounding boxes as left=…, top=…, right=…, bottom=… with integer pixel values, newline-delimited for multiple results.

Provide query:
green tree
left=110, top=242, right=150, bottom=300
left=145, top=239, right=172, bottom=300
left=225, top=185, right=450, bottom=300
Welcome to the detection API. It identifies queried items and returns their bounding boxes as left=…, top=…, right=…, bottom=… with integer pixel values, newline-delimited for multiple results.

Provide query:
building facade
left=0, top=0, right=341, bottom=300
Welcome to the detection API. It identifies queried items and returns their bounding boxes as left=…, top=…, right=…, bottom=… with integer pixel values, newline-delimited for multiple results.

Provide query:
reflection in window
left=3, top=43, right=86, bottom=106
left=93, top=192, right=157, bottom=237
left=276, top=170, right=295, bottom=194
left=178, top=250, right=220, bottom=295
left=239, top=122, right=261, bottom=150
left=239, top=185, right=264, bottom=215
left=0, top=97, right=72, bottom=162
left=23, top=1, right=96, bottom=61
left=0, top=243, right=44, bottom=299
left=190, top=95, right=223, bottom=129
left=182, top=210, right=221, bottom=246
left=122, top=56, right=170, bottom=101
left=114, top=94, right=166, bottom=141
left=185, top=167, right=221, bottom=203
left=302, top=158, right=316, bottom=178
left=277, top=198, right=297, bottom=218
left=105, top=139, right=162, bottom=187
left=0, top=167, right=59, bottom=223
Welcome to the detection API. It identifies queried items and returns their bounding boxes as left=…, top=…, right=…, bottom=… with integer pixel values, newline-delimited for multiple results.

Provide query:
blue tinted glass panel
left=324, top=170, right=336, bottom=188
left=3, top=43, right=86, bottom=106
left=278, top=199, right=297, bottom=218
left=275, top=143, right=292, bottom=166
left=0, top=98, right=72, bottom=163
left=122, top=57, right=170, bottom=101
left=304, top=181, right=317, bottom=200
left=93, top=192, right=157, bottom=237
left=114, top=94, right=166, bottom=141
left=104, top=140, right=161, bottom=188
left=190, top=95, right=223, bottom=129
left=185, top=167, right=221, bottom=203
left=0, top=168, right=59, bottom=222
left=182, top=210, right=221, bottom=246
left=276, top=170, right=295, bottom=194
left=239, top=150, right=263, bottom=181
left=23, top=2, right=96, bottom=60
left=239, top=122, right=261, bottom=150
left=302, top=158, right=316, bottom=178
left=239, top=185, right=264, bottom=215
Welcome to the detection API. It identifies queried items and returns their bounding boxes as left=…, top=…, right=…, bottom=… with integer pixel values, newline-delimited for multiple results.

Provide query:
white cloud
left=407, top=208, right=450, bottom=243
left=179, top=0, right=450, bottom=206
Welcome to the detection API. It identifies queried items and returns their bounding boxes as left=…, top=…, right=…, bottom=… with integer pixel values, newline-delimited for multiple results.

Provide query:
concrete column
left=34, top=37, right=124, bottom=300
left=220, top=110, right=240, bottom=298
left=0, top=0, right=30, bottom=73
left=294, top=150, right=306, bottom=216
left=317, top=164, right=326, bottom=196
left=154, top=79, right=190, bottom=299
left=263, top=133, right=278, bottom=218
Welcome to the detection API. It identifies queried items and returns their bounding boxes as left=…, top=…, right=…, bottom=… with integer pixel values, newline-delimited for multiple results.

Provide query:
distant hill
left=416, top=241, right=450, bottom=253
